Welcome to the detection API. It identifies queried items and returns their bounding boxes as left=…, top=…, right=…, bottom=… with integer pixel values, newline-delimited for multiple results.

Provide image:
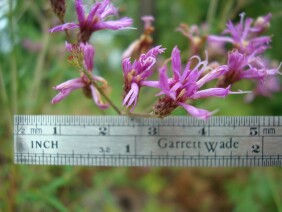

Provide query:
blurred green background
left=1, top=0, right=282, bottom=211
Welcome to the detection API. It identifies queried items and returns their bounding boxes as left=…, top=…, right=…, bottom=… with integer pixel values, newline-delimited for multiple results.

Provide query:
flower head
left=208, top=13, right=271, bottom=55
left=252, top=13, right=272, bottom=34
left=122, top=45, right=165, bottom=110
left=51, top=75, right=109, bottom=109
left=49, top=0, right=133, bottom=42
left=122, top=15, right=155, bottom=59
left=66, top=42, right=95, bottom=71
left=177, top=23, right=207, bottom=54
left=142, top=16, right=155, bottom=33
left=217, top=49, right=281, bottom=87
left=50, top=0, right=66, bottom=21
left=152, top=46, right=240, bottom=120
left=245, top=75, right=281, bottom=102
left=52, top=42, right=109, bottom=109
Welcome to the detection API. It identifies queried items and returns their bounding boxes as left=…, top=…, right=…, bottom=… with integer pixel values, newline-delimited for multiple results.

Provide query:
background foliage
left=1, top=0, right=282, bottom=211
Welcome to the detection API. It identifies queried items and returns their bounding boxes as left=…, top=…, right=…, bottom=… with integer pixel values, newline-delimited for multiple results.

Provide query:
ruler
left=14, top=115, right=282, bottom=167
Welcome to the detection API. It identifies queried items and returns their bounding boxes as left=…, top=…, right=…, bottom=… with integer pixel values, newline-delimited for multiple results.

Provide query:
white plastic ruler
left=14, top=115, right=282, bottom=167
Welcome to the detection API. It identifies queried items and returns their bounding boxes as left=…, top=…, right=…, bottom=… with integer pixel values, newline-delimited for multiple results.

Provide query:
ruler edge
left=13, top=114, right=282, bottom=127
left=13, top=115, right=282, bottom=167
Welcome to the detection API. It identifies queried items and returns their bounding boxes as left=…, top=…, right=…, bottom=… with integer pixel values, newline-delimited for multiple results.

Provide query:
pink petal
left=242, top=18, right=253, bottom=40
left=142, top=15, right=155, bottom=29
left=49, top=23, right=79, bottom=33
left=100, top=3, right=118, bottom=19
left=89, top=85, right=109, bottom=109
left=208, top=35, right=234, bottom=44
left=81, top=43, right=95, bottom=71
left=140, top=80, right=159, bottom=88
left=123, top=82, right=139, bottom=110
left=159, top=66, right=176, bottom=100
left=51, top=89, right=72, bottom=104
left=53, top=78, right=85, bottom=90
left=178, top=102, right=214, bottom=120
left=171, top=46, right=181, bottom=80
left=192, top=85, right=231, bottom=99
left=122, top=58, right=132, bottom=75
left=87, top=2, right=102, bottom=22
left=93, top=17, right=133, bottom=31
left=196, top=65, right=229, bottom=88
left=181, top=61, right=192, bottom=82
left=75, top=0, right=85, bottom=24
left=96, top=0, right=111, bottom=16
left=147, top=45, right=166, bottom=57
left=51, top=78, right=84, bottom=104
left=184, top=82, right=198, bottom=97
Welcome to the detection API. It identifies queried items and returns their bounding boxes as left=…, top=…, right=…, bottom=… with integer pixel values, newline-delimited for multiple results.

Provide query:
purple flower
left=217, top=49, right=281, bottom=87
left=52, top=42, right=109, bottom=109
left=51, top=75, right=109, bottom=109
left=177, top=23, right=207, bottom=54
left=152, top=46, right=240, bottom=120
left=141, top=16, right=155, bottom=31
left=122, top=15, right=155, bottom=60
left=208, top=13, right=271, bottom=55
left=49, top=0, right=133, bottom=42
left=245, top=75, right=281, bottom=102
left=122, top=45, right=165, bottom=110
left=252, top=13, right=272, bottom=34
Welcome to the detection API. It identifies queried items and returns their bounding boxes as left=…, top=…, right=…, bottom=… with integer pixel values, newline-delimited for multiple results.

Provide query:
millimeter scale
left=14, top=115, right=282, bottom=167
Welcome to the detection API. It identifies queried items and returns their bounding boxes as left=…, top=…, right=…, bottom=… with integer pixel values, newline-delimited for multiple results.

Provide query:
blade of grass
left=206, top=0, right=218, bottom=27
left=0, top=65, right=12, bottom=134
left=8, top=0, right=18, bottom=115
left=7, top=1, right=18, bottom=211
left=218, top=0, right=235, bottom=30
left=266, top=171, right=282, bottom=212
left=26, top=24, right=50, bottom=113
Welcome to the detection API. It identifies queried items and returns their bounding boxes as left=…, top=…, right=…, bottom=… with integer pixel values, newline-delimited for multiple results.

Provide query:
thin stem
left=82, top=70, right=122, bottom=115
left=26, top=24, right=50, bottom=113
left=64, top=29, right=72, bottom=44
left=9, top=0, right=18, bottom=115
left=0, top=65, right=8, bottom=106
left=219, top=0, right=235, bottom=30
left=59, top=18, right=72, bottom=44
left=0, top=65, right=12, bottom=134
left=266, top=171, right=282, bottom=212
left=206, top=0, right=218, bottom=27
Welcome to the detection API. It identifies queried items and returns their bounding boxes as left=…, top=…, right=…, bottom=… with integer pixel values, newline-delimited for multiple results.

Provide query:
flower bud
left=50, top=0, right=66, bottom=21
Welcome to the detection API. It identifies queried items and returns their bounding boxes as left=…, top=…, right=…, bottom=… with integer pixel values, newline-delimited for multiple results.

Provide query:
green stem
left=0, top=65, right=8, bottom=105
left=59, top=18, right=72, bottom=44
left=266, top=171, right=282, bottom=212
left=0, top=65, right=12, bottom=134
left=26, top=24, right=50, bottom=113
left=219, top=0, right=235, bottom=30
left=206, top=0, right=218, bottom=27
left=9, top=0, right=18, bottom=115
left=82, top=70, right=122, bottom=115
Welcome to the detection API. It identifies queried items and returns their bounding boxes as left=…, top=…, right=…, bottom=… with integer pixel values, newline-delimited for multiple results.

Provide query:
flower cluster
left=209, top=13, right=272, bottom=55
left=122, top=45, right=165, bottom=110
left=49, top=0, right=132, bottom=110
left=152, top=47, right=236, bottom=119
left=51, top=43, right=109, bottom=109
left=49, top=0, right=132, bottom=42
left=122, top=46, right=243, bottom=119
left=208, top=13, right=281, bottom=92
left=48, top=0, right=281, bottom=119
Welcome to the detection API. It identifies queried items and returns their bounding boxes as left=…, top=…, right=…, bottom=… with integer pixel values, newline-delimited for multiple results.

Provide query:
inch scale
left=14, top=115, right=282, bottom=167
